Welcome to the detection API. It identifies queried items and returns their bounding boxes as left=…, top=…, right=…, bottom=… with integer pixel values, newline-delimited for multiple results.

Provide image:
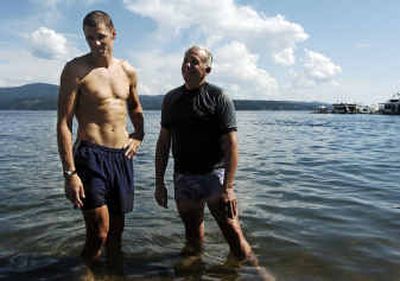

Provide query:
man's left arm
left=220, top=131, right=239, bottom=219
left=221, top=131, right=238, bottom=191
left=124, top=61, right=144, bottom=158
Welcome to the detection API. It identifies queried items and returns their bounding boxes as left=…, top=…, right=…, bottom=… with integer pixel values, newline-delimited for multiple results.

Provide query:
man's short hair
left=83, top=10, right=114, bottom=30
left=185, top=45, right=213, bottom=68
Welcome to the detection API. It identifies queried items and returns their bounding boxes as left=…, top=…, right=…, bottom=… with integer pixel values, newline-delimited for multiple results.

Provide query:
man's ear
left=206, top=66, right=211, bottom=73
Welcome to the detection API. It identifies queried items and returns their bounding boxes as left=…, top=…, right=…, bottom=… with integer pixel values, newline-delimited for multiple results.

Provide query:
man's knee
left=89, top=225, right=108, bottom=244
left=177, top=200, right=204, bottom=220
left=109, top=215, right=125, bottom=234
left=97, top=231, right=109, bottom=245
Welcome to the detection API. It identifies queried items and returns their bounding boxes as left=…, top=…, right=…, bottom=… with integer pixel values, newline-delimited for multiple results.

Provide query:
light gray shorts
left=174, top=169, right=225, bottom=201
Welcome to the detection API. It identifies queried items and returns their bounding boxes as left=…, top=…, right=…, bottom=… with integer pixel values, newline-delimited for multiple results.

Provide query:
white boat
left=332, top=103, right=357, bottom=114
left=379, top=92, right=400, bottom=115
left=357, top=105, right=371, bottom=114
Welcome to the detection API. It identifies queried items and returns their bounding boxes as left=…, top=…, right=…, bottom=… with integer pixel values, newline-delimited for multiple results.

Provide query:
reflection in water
left=0, top=252, right=274, bottom=281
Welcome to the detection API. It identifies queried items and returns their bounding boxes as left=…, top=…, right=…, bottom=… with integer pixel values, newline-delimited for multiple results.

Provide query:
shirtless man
left=57, top=10, right=144, bottom=266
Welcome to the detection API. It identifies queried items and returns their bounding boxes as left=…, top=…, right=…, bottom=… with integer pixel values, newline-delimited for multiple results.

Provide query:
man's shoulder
left=118, top=59, right=137, bottom=84
left=161, top=85, right=185, bottom=111
left=204, top=83, right=229, bottom=100
left=166, top=85, right=185, bottom=95
left=62, top=54, right=91, bottom=78
left=65, top=54, right=90, bottom=68
left=164, top=85, right=184, bottom=99
left=205, top=82, right=224, bottom=94
left=205, top=83, right=232, bottom=102
left=119, top=59, right=136, bottom=74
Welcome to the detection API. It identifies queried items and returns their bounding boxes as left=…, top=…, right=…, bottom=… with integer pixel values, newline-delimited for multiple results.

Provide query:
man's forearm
left=129, top=111, right=145, bottom=140
left=155, top=142, right=169, bottom=185
left=155, top=129, right=171, bottom=185
left=57, top=123, right=75, bottom=172
left=222, top=132, right=238, bottom=190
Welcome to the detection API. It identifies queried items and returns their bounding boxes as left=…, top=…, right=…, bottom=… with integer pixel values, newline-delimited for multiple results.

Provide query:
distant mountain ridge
left=0, top=83, right=324, bottom=110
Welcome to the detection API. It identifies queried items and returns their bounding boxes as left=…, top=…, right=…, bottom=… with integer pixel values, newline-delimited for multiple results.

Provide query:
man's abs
left=75, top=86, right=130, bottom=148
left=77, top=121, right=129, bottom=148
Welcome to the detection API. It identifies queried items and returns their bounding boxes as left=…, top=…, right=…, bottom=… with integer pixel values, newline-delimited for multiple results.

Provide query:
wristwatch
left=63, top=169, right=77, bottom=179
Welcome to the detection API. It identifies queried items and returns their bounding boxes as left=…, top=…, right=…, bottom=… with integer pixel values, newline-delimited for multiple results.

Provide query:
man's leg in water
left=207, top=198, right=255, bottom=263
left=106, top=213, right=125, bottom=273
left=176, top=199, right=206, bottom=256
left=81, top=205, right=110, bottom=266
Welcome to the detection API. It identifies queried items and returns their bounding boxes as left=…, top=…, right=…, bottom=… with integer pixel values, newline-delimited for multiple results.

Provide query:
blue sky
left=1, top=0, right=399, bottom=104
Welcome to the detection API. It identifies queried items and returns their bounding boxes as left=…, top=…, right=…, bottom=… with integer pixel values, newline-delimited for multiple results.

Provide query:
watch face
left=64, top=170, right=76, bottom=177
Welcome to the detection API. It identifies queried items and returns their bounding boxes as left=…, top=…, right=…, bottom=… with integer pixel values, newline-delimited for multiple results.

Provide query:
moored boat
left=332, top=103, right=357, bottom=114
left=379, top=92, right=400, bottom=115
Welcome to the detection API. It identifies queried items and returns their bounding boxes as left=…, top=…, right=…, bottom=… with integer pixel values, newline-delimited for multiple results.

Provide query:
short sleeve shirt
left=161, top=82, right=237, bottom=174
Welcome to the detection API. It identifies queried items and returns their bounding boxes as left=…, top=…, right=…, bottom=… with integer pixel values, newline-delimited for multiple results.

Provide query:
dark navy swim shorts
left=74, top=140, right=134, bottom=214
left=174, top=169, right=225, bottom=201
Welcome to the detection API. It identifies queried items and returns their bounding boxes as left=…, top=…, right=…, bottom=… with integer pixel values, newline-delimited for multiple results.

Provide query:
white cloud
left=286, top=49, right=342, bottom=96
left=122, top=1, right=345, bottom=101
left=130, top=42, right=279, bottom=99
left=28, top=27, right=70, bottom=60
left=273, top=47, right=295, bottom=66
left=212, top=42, right=279, bottom=99
left=123, top=0, right=308, bottom=50
left=123, top=0, right=300, bottom=99
left=0, top=48, right=67, bottom=87
left=303, top=49, right=342, bottom=82
left=130, top=51, right=183, bottom=95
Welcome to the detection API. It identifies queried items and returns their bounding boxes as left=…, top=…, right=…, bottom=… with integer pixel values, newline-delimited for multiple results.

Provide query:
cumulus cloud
left=273, top=47, right=295, bottom=66
left=0, top=48, right=66, bottom=86
left=123, top=0, right=308, bottom=51
left=212, top=42, right=279, bottom=99
left=130, top=42, right=279, bottom=99
left=123, top=0, right=302, bottom=98
left=131, top=51, right=183, bottom=95
left=28, top=27, right=69, bottom=60
left=303, top=49, right=342, bottom=82
left=123, top=0, right=343, bottom=100
left=287, top=49, right=342, bottom=93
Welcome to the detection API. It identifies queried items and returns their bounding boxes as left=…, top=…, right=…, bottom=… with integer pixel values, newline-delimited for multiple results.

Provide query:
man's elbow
left=222, top=132, right=238, bottom=147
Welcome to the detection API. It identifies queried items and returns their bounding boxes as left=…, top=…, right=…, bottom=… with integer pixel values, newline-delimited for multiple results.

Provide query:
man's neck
left=185, top=80, right=207, bottom=91
left=89, top=53, right=113, bottom=68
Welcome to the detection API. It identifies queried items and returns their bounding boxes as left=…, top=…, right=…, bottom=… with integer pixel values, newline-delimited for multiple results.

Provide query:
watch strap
left=63, top=169, right=77, bottom=179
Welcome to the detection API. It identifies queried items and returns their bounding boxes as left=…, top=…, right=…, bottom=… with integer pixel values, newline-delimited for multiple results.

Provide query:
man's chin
left=183, top=75, right=200, bottom=84
left=91, top=50, right=108, bottom=57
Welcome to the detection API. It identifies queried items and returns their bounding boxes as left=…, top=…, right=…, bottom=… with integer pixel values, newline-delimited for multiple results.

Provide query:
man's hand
left=155, top=182, right=168, bottom=208
left=221, top=188, right=236, bottom=202
left=64, top=175, right=85, bottom=209
left=221, top=188, right=237, bottom=219
left=124, top=135, right=142, bottom=159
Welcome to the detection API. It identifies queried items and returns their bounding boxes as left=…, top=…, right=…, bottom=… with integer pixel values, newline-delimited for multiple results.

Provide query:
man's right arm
left=57, top=62, right=85, bottom=208
left=154, top=127, right=171, bottom=208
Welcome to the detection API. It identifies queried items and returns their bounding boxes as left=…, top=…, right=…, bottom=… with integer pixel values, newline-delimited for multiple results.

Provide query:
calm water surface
left=0, top=110, right=399, bottom=281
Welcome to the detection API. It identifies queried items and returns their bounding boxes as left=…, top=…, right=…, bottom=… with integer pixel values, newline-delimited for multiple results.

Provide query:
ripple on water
left=1, top=111, right=400, bottom=280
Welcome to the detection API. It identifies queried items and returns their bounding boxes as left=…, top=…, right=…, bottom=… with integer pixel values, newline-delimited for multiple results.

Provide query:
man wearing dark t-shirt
left=154, top=46, right=255, bottom=262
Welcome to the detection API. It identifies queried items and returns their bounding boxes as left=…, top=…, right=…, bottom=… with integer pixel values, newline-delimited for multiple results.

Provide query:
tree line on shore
left=0, top=83, right=324, bottom=111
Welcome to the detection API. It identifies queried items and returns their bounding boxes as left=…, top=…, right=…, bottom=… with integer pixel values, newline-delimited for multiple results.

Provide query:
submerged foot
left=180, top=244, right=203, bottom=257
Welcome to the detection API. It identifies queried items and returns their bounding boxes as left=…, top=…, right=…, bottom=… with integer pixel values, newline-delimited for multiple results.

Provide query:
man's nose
left=94, top=40, right=101, bottom=46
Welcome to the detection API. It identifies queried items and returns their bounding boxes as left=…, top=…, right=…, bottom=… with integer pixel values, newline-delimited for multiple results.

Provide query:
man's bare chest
left=79, top=67, right=130, bottom=101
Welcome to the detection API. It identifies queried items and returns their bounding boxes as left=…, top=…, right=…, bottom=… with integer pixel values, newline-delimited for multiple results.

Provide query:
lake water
left=0, top=110, right=399, bottom=281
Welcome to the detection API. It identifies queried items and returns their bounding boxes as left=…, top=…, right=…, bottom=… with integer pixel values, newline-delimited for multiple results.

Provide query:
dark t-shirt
left=161, top=82, right=237, bottom=174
